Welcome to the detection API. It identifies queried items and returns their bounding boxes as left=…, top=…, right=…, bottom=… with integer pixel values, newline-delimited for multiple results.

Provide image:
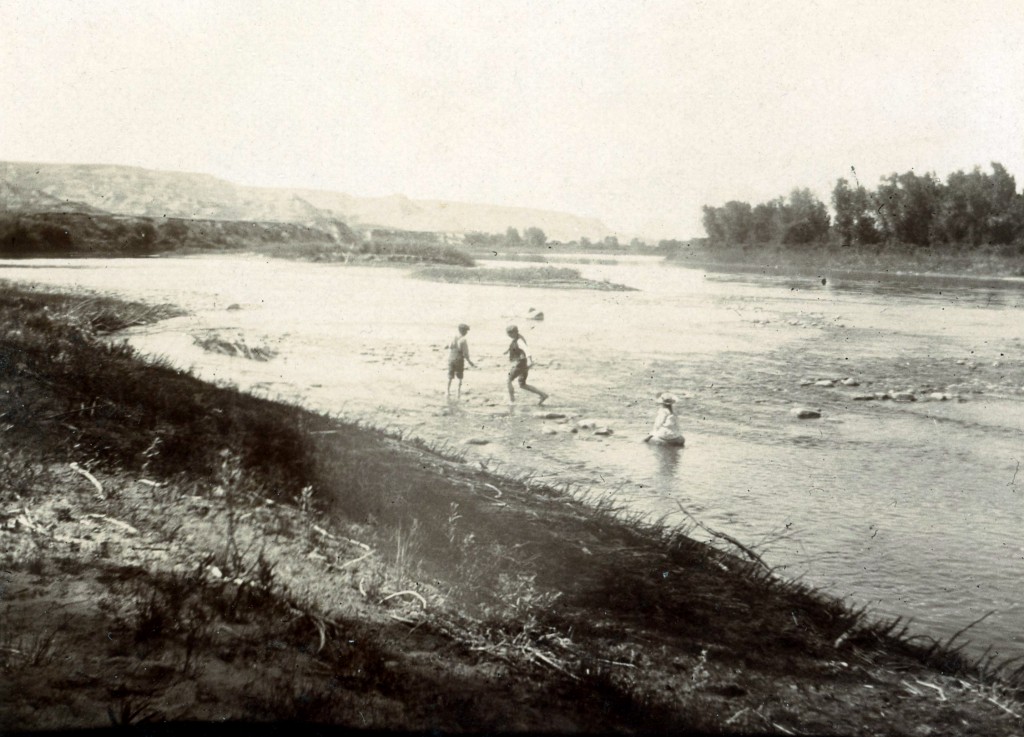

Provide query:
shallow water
left=4, top=254, right=1023, bottom=657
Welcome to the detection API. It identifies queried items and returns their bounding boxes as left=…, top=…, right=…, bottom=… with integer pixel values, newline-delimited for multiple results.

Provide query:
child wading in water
left=446, top=323, right=476, bottom=399
left=643, top=392, right=685, bottom=446
left=504, top=324, right=549, bottom=405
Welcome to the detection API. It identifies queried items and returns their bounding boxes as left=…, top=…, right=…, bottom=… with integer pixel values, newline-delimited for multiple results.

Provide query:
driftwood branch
left=943, top=610, right=995, bottom=648
left=337, top=549, right=374, bottom=569
left=84, top=513, right=138, bottom=535
left=380, top=590, right=428, bottom=609
left=69, top=462, right=104, bottom=499
left=675, top=501, right=769, bottom=569
left=483, top=483, right=503, bottom=499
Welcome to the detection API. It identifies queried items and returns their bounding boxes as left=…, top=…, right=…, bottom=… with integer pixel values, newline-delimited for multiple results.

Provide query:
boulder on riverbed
left=577, top=418, right=614, bottom=430
left=790, top=407, right=822, bottom=419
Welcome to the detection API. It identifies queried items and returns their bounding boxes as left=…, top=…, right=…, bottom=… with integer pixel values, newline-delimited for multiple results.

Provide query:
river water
left=3, top=254, right=1023, bottom=658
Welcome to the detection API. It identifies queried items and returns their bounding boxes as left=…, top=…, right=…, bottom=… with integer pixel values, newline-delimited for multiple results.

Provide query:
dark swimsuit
left=507, top=337, right=529, bottom=385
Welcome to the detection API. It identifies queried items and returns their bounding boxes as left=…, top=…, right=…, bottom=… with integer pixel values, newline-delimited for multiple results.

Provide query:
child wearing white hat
left=643, top=392, right=685, bottom=446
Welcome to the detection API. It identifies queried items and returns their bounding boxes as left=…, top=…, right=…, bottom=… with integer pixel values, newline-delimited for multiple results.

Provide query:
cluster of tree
left=702, top=188, right=830, bottom=247
left=702, top=163, right=1024, bottom=249
left=464, top=226, right=550, bottom=249
left=464, top=228, right=655, bottom=252
left=357, top=230, right=474, bottom=265
left=0, top=213, right=345, bottom=257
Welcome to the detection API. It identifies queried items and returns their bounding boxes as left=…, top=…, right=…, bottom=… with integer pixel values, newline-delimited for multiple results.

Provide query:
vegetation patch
left=0, top=212, right=353, bottom=258
left=412, top=265, right=636, bottom=291
left=191, top=330, right=278, bottom=361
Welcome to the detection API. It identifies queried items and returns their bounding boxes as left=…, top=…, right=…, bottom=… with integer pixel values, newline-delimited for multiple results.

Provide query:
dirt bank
left=1, top=284, right=1022, bottom=734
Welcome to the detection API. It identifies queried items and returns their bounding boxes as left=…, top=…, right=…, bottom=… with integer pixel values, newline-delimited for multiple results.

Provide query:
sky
left=2, top=0, right=1023, bottom=239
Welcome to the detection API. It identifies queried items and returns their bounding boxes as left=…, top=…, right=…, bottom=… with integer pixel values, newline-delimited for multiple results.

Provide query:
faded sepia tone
left=1, top=1, right=1023, bottom=733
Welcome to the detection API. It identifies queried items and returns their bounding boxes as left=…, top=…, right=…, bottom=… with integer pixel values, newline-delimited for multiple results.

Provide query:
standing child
left=447, top=323, right=476, bottom=398
left=504, top=324, right=549, bottom=405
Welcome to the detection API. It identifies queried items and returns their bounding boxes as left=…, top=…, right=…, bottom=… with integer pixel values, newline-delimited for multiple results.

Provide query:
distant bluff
left=0, top=162, right=612, bottom=242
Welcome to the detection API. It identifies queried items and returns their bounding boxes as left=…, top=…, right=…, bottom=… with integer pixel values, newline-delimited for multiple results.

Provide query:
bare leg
left=507, top=378, right=516, bottom=403
left=521, top=383, right=549, bottom=405
left=457, top=378, right=463, bottom=399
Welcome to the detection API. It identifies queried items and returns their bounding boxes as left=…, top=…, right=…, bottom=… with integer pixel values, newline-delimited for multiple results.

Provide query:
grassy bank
left=2, top=283, right=1023, bottom=733
left=412, top=265, right=635, bottom=291
left=667, top=241, right=1024, bottom=279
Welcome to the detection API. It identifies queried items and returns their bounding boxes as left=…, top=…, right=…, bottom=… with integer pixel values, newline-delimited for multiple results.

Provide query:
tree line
left=701, top=162, right=1024, bottom=250
left=464, top=227, right=652, bottom=251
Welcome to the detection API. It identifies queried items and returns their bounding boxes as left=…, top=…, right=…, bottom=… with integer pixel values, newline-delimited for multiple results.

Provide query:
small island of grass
left=411, top=264, right=637, bottom=291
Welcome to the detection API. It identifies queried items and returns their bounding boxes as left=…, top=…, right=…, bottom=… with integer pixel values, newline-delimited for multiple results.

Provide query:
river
left=3, top=254, right=1023, bottom=659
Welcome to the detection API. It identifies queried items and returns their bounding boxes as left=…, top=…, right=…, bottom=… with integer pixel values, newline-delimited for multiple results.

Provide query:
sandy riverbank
left=2, top=283, right=1023, bottom=734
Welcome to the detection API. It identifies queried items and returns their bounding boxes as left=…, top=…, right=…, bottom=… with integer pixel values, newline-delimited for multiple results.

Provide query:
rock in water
left=790, top=408, right=821, bottom=419
left=462, top=437, right=490, bottom=446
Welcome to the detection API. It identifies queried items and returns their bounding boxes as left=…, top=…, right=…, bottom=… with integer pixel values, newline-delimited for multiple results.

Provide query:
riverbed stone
left=540, top=426, right=559, bottom=435
left=790, top=408, right=821, bottom=419
left=577, top=418, right=614, bottom=430
left=841, top=378, right=860, bottom=386
left=533, top=411, right=567, bottom=420
left=593, top=426, right=614, bottom=436
left=892, top=392, right=916, bottom=402
left=462, top=437, right=490, bottom=445
left=852, top=394, right=876, bottom=401
left=814, top=380, right=835, bottom=387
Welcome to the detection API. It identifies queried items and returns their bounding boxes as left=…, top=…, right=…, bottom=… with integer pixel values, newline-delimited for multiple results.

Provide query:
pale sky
left=2, top=0, right=1023, bottom=239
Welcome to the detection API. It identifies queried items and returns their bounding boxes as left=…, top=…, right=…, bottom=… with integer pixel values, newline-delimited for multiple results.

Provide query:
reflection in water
left=708, top=270, right=1024, bottom=309
left=652, top=444, right=683, bottom=484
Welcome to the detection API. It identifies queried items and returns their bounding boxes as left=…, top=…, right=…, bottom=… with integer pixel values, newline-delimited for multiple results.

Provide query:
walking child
left=504, top=324, right=548, bottom=405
